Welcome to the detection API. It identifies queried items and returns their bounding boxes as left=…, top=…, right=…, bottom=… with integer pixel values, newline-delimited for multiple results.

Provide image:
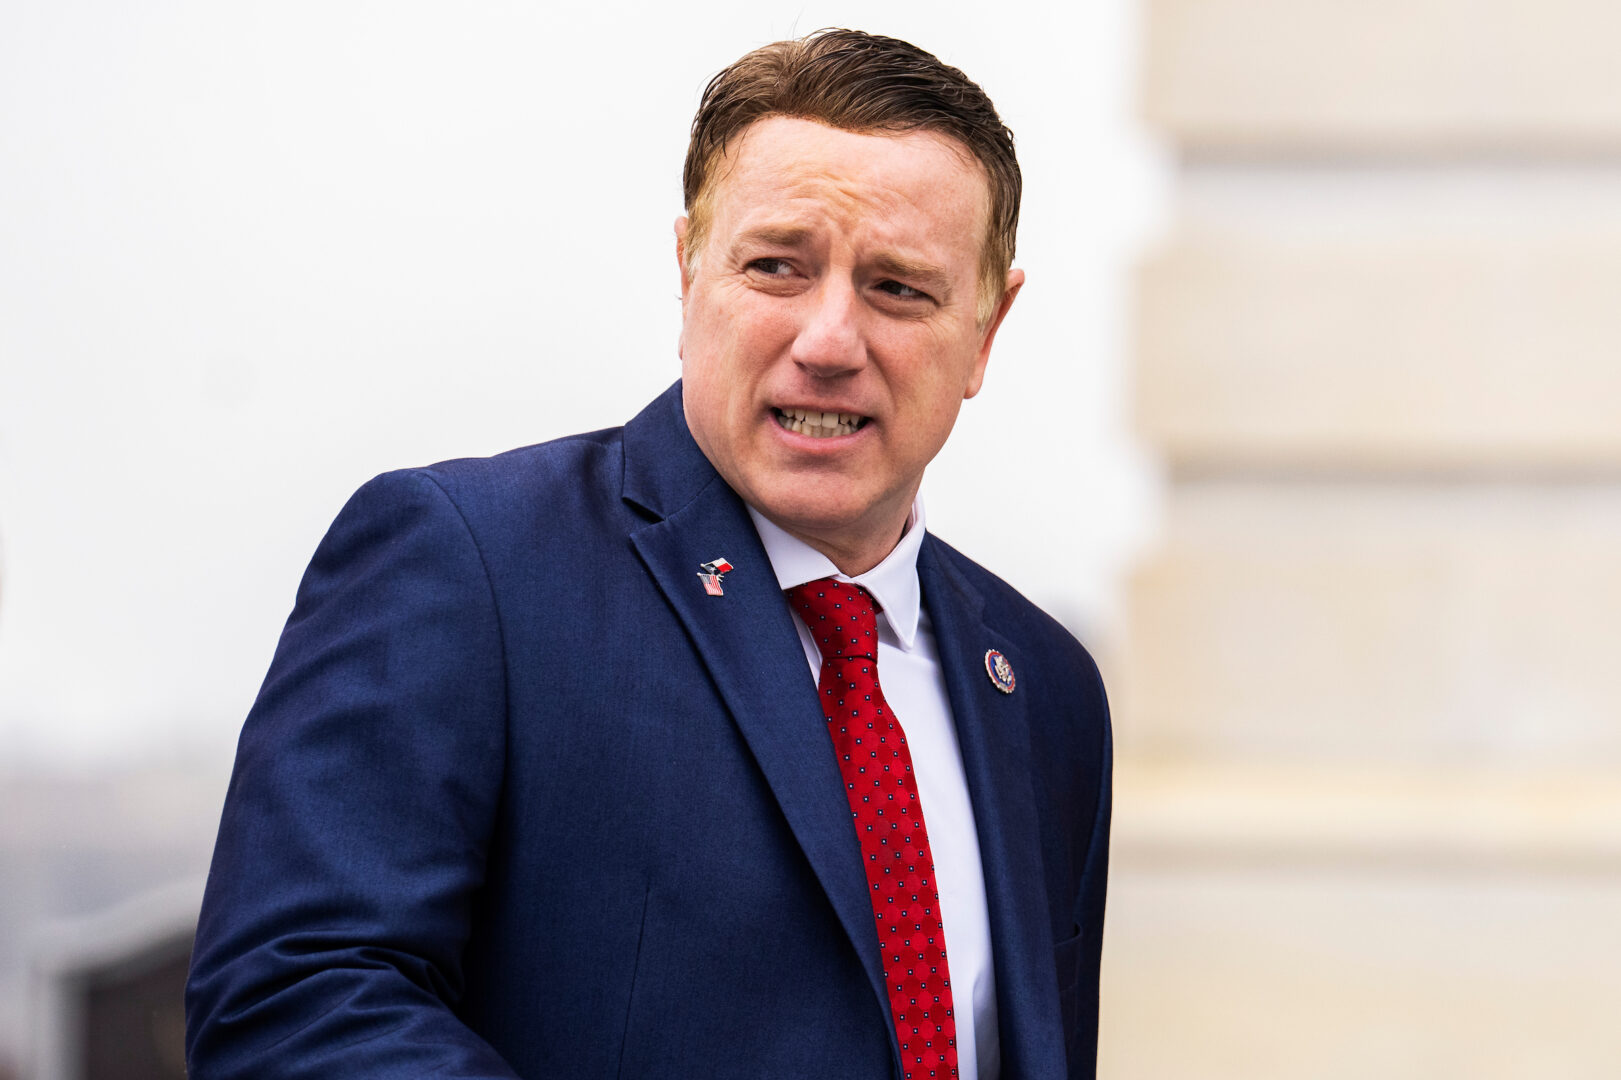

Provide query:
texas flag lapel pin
left=697, top=557, right=734, bottom=596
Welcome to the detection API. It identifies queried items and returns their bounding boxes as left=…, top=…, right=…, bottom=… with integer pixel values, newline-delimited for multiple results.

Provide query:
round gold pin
left=983, top=649, right=1015, bottom=693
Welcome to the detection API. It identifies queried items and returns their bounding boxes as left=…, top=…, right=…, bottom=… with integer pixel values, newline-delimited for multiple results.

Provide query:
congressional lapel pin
left=697, top=557, right=734, bottom=597
left=984, top=649, right=1016, bottom=694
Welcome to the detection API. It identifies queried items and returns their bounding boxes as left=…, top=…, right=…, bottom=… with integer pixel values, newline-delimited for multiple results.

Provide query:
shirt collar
left=747, top=498, right=926, bottom=651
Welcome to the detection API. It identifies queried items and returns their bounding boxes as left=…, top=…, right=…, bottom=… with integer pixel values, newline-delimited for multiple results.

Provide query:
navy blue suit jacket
left=187, top=382, right=1112, bottom=1079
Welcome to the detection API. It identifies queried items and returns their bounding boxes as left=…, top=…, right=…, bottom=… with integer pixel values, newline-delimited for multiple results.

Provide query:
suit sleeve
left=186, top=470, right=520, bottom=1079
left=1071, top=663, right=1112, bottom=1080
left=1069, top=650, right=1113, bottom=1080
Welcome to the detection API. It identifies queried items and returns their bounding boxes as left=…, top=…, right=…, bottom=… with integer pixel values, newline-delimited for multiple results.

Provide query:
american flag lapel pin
left=697, top=557, right=734, bottom=596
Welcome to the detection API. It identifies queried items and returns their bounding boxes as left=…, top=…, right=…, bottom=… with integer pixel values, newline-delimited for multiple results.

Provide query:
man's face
left=677, top=116, right=1021, bottom=571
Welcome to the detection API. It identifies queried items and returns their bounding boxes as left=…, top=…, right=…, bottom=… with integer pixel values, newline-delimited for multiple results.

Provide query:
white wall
left=0, top=0, right=1166, bottom=766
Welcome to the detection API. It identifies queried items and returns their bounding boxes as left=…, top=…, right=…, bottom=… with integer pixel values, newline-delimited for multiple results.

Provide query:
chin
left=760, top=490, right=888, bottom=542
left=762, top=500, right=862, bottom=534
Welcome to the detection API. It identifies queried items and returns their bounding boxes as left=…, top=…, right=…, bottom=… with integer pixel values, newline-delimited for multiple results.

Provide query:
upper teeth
left=776, top=408, right=863, bottom=438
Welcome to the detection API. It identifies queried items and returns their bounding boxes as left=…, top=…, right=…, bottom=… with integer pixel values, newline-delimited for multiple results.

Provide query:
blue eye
left=877, top=280, right=927, bottom=300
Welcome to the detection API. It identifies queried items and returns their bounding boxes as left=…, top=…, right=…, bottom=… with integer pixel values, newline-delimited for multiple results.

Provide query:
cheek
left=692, top=291, right=781, bottom=361
left=884, top=333, right=976, bottom=404
left=899, top=367, right=976, bottom=452
left=732, top=302, right=801, bottom=356
left=682, top=346, right=756, bottom=444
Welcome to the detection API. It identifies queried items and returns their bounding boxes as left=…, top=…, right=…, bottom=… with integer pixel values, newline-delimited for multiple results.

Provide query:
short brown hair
left=682, top=28, right=1021, bottom=324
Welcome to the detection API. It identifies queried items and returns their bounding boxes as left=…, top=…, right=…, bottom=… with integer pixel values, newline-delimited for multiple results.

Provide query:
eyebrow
left=735, top=225, right=813, bottom=248
left=872, top=253, right=953, bottom=300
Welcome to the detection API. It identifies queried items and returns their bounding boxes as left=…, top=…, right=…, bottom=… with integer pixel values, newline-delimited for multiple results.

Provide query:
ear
left=963, top=268, right=1024, bottom=400
left=674, top=216, right=692, bottom=305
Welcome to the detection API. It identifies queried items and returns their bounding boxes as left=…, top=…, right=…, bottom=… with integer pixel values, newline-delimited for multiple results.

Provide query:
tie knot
left=786, top=578, right=880, bottom=662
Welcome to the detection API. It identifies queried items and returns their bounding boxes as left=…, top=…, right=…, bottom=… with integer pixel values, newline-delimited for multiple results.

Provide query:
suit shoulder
left=924, top=535, right=1104, bottom=689
left=419, top=425, right=624, bottom=496
left=924, top=534, right=1066, bottom=635
left=348, top=425, right=627, bottom=522
left=330, top=426, right=635, bottom=581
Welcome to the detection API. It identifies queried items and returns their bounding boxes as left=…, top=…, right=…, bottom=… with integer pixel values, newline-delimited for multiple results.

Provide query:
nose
left=789, top=279, right=866, bottom=377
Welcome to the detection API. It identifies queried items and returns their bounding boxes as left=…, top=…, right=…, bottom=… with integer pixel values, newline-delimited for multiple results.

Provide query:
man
left=187, top=28, right=1111, bottom=1080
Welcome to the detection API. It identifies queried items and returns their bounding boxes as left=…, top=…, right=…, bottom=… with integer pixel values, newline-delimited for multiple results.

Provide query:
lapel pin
left=697, top=557, right=734, bottom=597
left=984, top=649, right=1016, bottom=694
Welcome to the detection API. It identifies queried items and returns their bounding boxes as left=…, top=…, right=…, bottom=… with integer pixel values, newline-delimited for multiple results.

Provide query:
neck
left=771, top=511, right=910, bottom=578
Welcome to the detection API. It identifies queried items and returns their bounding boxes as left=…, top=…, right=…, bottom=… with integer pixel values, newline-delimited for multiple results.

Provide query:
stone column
left=1104, top=3, right=1621, bottom=1076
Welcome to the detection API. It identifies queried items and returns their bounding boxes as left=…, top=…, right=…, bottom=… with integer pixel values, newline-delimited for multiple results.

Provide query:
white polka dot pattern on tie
left=787, top=578, right=959, bottom=1080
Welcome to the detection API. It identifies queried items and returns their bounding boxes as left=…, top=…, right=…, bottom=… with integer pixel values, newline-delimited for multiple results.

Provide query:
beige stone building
left=1102, top=2, right=1621, bottom=1076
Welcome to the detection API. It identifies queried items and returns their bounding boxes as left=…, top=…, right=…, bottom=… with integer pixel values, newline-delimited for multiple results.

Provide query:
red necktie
left=786, top=578, right=960, bottom=1080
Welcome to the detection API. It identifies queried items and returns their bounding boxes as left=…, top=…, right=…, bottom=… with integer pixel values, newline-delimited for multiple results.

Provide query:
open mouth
left=772, top=407, right=868, bottom=439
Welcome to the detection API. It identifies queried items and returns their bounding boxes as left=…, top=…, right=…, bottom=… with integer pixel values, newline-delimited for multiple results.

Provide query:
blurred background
left=1, top=1, right=1617, bottom=1077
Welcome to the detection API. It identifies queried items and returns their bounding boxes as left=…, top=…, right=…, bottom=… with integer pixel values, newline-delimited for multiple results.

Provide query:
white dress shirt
left=748, top=500, right=1001, bottom=1080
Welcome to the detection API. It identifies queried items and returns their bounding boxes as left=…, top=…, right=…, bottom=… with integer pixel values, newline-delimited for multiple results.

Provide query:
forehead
left=706, top=117, right=991, bottom=255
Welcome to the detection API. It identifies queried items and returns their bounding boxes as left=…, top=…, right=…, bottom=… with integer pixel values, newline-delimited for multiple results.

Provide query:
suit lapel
left=622, top=385, right=899, bottom=1056
left=621, top=385, right=1061, bottom=1073
left=919, top=539, right=1066, bottom=1080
